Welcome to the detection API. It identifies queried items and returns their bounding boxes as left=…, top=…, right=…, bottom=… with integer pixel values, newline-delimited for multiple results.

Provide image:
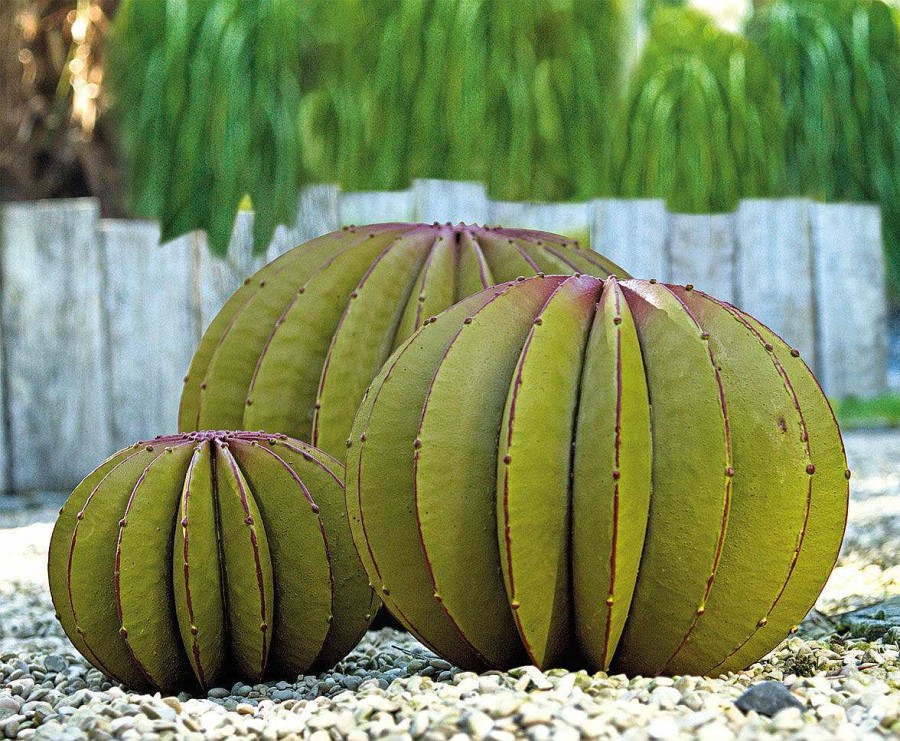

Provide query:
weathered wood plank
left=0, top=199, right=109, bottom=492
left=591, top=198, right=669, bottom=280
left=668, top=212, right=736, bottom=302
left=194, top=210, right=265, bottom=333
left=412, top=179, right=489, bottom=225
left=339, top=189, right=414, bottom=226
left=735, top=199, right=816, bottom=363
left=267, top=184, right=341, bottom=260
left=99, top=219, right=198, bottom=447
left=489, top=201, right=592, bottom=244
left=811, top=202, right=888, bottom=396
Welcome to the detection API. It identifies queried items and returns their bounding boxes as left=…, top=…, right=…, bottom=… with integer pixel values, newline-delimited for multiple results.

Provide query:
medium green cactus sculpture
left=179, top=223, right=625, bottom=458
left=347, top=275, right=848, bottom=677
left=48, top=431, right=377, bottom=693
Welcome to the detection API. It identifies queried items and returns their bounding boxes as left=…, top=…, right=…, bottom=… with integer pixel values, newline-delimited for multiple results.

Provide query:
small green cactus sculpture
left=347, top=275, right=848, bottom=676
left=48, top=431, right=377, bottom=693
left=179, top=223, right=625, bottom=458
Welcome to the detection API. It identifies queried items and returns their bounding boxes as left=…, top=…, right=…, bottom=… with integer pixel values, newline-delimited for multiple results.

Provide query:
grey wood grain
left=591, top=198, right=669, bottom=281
left=0, top=199, right=110, bottom=492
left=99, top=219, right=198, bottom=448
left=668, top=212, right=736, bottom=302
left=194, top=211, right=266, bottom=334
left=811, top=202, right=887, bottom=396
left=412, top=179, right=489, bottom=225
left=267, top=184, right=340, bottom=260
left=489, top=201, right=592, bottom=243
left=339, top=189, right=414, bottom=226
left=735, top=199, right=817, bottom=363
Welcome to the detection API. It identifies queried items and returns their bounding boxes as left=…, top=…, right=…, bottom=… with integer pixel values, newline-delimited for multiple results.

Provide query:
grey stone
left=736, top=682, right=805, bottom=717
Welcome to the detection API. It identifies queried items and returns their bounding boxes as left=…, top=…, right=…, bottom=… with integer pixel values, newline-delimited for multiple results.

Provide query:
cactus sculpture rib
left=178, top=224, right=626, bottom=458
left=48, top=431, right=376, bottom=693
left=347, top=275, right=848, bottom=676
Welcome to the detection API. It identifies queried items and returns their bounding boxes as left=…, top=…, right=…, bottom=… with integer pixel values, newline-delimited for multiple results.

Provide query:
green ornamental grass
left=109, top=0, right=630, bottom=249
left=108, top=0, right=308, bottom=255
left=746, top=0, right=900, bottom=298
left=603, top=7, right=786, bottom=213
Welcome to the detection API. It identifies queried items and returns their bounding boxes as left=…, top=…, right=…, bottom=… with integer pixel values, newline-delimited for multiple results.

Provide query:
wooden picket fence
left=0, top=179, right=888, bottom=494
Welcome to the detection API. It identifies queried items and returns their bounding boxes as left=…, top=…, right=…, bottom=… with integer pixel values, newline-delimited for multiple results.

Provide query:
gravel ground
left=1, top=431, right=899, bottom=740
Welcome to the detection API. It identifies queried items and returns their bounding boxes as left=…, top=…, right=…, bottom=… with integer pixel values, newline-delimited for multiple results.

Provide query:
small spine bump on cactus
left=765, top=343, right=774, bottom=352
left=685, top=284, right=694, bottom=291
left=726, top=467, right=735, bottom=477
left=790, top=348, right=801, bottom=357
left=534, top=318, right=543, bottom=326
left=298, top=286, right=306, bottom=294
left=845, top=469, right=852, bottom=479
left=649, top=278, right=658, bottom=284
left=757, top=618, right=768, bottom=627
left=463, top=318, right=473, bottom=324
left=118, top=627, right=128, bottom=638
left=606, top=596, right=615, bottom=606
left=612, top=470, right=621, bottom=480
left=413, top=439, right=422, bottom=449
left=503, top=455, right=512, bottom=465
left=613, top=316, right=623, bottom=325
left=806, top=464, right=816, bottom=475
left=243, top=278, right=251, bottom=286
left=259, top=280, right=267, bottom=288
left=349, top=290, right=358, bottom=299
left=510, top=600, right=521, bottom=610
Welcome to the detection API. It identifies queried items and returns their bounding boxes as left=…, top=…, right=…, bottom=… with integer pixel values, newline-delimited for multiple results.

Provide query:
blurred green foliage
left=107, top=0, right=900, bottom=294
left=747, top=0, right=900, bottom=299
left=603, top=8, right=786, bottom=212
left=108, top=0, right=630, bottom=254
left=109, top=0, right=310, bottom=253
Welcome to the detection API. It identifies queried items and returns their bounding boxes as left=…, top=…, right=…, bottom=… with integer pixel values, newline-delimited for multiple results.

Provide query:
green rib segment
left=474, top=231, right=543, bottom=281
left=346, top=289, right=505, bottom=670
left=709, top=314, right=848, bottom=675
left=572, top=278, right=651, bottom=671
left=659, top=287, right=811, bottom=675
left=116, top=444, right=195, bottom=692
left=229, top=439, right=332, bottom=678
left=270, top=441, right=377, bottom=671
left=344, top=275, right=846, bottom=678
left=394, top=230, right=458, bottom=342
left=173, top=442, right=226, bottom=688
left=48, top=446, right=151, bottom=687
left=455, top=231, right=494, bottom=299
left=312, top=230, right=435, bottom=456
left=612, top=281, right=731, bottom=677
left=416, top=277, right=568, bottom=669
left=214, top=443, right=275, bottom=683
left=63, top=447, right=168, bottom=692
left=242, top=235, right=397, bottom=441
left=52, top=432, right=374, bottom=692
left=497, top=276, right=601, bottom=668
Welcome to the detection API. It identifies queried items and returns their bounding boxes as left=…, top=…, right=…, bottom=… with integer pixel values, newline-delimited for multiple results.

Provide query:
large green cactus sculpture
left=347, top=275, right=848, bottom=676
left=179, top=223, right=625, bottom=457
left=48, top=431, right=377, bottom=693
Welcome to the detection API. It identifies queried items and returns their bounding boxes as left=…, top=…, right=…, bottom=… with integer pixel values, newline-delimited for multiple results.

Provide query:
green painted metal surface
left=346, top=275, right=848, bottom=676
left=48, top=431, right=375, bottom=692
left=179, top=223, right=626, bottom=459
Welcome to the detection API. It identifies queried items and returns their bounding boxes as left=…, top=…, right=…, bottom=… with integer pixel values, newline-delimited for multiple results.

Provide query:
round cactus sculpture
left=48, top=431, right=377, bottom=693
left=347, top=275, right=848, bottom=677
left=179, top=223, right=625, bottom=458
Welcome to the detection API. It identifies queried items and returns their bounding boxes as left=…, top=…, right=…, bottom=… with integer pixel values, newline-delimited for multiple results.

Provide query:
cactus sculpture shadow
left=48, top=431, right=377, bottom=693
left=178, top=223, right=625, bottom=458
left=347, top=275, right=849, bottom=676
